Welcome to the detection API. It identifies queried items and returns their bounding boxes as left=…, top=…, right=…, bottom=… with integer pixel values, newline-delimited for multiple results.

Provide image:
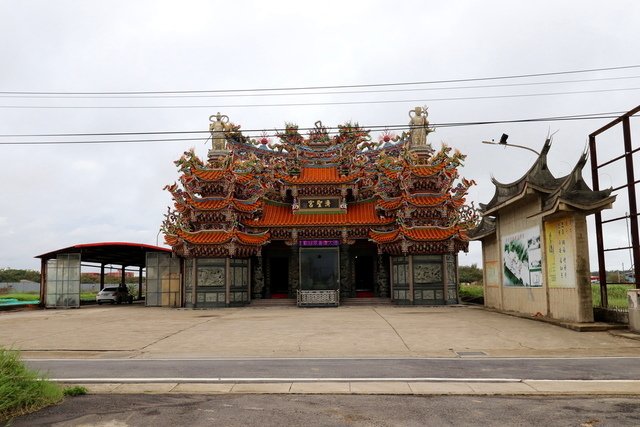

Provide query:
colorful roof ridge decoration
left=251, top=200, right=394, bottom=227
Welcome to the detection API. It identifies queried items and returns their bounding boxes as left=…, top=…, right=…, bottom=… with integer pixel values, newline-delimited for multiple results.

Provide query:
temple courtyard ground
left=2, top=304, right=640, bottom=397
left=2, top=304, right=639, bottom=359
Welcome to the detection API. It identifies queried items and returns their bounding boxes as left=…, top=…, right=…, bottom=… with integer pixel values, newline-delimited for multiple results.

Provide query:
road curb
left=59, top=380, right=640, bottom=396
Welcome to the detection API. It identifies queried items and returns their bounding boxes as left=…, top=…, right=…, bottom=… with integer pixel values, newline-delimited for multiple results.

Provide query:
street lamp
left=482, top=133, right=541, bottom=156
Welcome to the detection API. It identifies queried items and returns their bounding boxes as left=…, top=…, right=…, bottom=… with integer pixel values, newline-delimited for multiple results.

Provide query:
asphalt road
left=25, top=356, right=640, bottom=382
left=10, top=394, right=640, bottom=427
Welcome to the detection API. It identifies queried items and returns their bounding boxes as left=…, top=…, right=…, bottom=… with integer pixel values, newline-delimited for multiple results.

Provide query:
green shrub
left=63, top=386, right=88, bottom=396
left=459, top=284, right=484, bottom=299
left=0, top=348, right=63, bottom=421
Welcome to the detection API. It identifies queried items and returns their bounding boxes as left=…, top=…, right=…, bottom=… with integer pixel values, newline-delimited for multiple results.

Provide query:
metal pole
left=100, top=263, right=105, bottom=291
left=589, top=134, right=608, bottom=307
left=622, top=116, right=640, bottom=289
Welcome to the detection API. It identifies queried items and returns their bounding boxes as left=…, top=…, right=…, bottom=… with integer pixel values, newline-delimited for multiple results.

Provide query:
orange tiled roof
left=235, top=173, right=255, bottom=184
left=172, top=229, right=270, bottom=246
left=370, top=226, right=462, bottom=244
left=409, top=162, right=447, bottom=177
left=377, top=194, right=452, bottom=210
left=191, top=168, right=227, bottom=181
left=184, top=194, right=262, bottom=212
left=190, top=167, right=257, bottom=184
left=250, top=200, right=393, bottom=227
left=277, top=167, right=360, bottom=184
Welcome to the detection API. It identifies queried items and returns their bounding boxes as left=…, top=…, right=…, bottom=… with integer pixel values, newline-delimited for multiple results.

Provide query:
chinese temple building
left=158, top=107, right=479, bottom=308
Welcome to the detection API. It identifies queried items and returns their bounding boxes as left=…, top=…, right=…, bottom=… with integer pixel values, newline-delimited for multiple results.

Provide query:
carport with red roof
left=36, top=242, right=171, bottom=308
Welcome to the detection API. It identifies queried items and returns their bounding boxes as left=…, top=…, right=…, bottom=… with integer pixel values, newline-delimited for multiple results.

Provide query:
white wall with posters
left=479, top=198, right=594, bottom=322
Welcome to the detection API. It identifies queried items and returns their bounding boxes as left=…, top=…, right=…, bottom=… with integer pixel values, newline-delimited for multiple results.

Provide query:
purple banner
left=299, top=239, right=340, bottom=247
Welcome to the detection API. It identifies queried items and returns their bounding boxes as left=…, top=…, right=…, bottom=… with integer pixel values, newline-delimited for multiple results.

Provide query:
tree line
left=0, top=268, right=137, bottom=284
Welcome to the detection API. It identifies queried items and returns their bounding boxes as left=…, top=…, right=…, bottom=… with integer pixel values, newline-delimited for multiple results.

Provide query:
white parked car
left=96, top=286, right=133, bottom=305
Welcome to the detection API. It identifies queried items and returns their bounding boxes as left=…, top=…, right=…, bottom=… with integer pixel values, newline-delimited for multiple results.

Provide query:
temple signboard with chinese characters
left=160, top=107, right=479, bottom=308
left=298, top=197, right=341, bottom=212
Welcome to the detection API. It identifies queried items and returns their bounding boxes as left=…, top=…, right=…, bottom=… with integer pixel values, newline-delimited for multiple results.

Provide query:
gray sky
left=1, top=0, right=639, bottom=271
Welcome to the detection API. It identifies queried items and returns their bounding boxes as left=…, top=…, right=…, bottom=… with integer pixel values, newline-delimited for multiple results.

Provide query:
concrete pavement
left=2, top=304, right=640, bottom=395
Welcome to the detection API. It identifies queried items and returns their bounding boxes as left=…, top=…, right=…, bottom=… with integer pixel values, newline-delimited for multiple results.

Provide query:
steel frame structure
left=589, top=105, right=640, bottom=307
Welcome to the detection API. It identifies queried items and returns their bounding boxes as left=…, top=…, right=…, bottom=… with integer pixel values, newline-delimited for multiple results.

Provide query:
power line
left=0, top=111, right=624, bottom=138
left=0, top=87, right=637, bottom=110
left=1, top=64, right=639, bottom=95
left=2, top=75, right=639, bottom=99
left=0, top=112, right=624, bottom=145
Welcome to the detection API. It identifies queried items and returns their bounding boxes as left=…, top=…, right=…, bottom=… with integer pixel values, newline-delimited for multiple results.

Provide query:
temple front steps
left=250, top=298, right=297, bottom=307
left=249, top=297, right=393, bottom=307
left=341, top=297, right=392, bottom=306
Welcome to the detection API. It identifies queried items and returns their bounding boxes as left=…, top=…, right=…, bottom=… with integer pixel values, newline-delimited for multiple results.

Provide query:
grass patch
left=459, top=284, right=483, bottom=300
left=0, top=347, right=63, bottom=422
left=592, top=284, right=633, bottom=308
left=0, top=293, right=39, bottom=302
left=80, top=292, right=97, bottom=302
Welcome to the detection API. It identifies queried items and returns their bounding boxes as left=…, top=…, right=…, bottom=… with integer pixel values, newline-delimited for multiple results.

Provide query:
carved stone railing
left=297, top=290, right=340, bottom=307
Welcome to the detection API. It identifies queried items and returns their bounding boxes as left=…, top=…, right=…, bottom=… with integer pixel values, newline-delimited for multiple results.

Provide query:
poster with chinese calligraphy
left=545, top=217, right=576, bottom=288
left=502, top=227, right=543, bottom=287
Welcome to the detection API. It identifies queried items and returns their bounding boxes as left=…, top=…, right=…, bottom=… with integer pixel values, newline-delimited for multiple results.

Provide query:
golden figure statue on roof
left=408, top=106, right=434, bottom=148
left=209, top=112, right=230, bottom=151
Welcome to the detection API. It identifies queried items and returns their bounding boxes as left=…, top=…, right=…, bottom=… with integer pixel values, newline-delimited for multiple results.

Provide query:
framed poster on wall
left=545, top=217, right=576, bottom=288
left=502, top=227, right=542, bottom=287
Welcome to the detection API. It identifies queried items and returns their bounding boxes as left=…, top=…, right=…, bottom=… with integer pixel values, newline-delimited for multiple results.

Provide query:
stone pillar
left=340, top=245, right=351, bottom=298
left=377, top=254, right=389, bottom=297
left=225, top=258, right=231, bottom=306
left=252, top=256, right=264, bottom=299
left=288, top=246, right=299, bottom=296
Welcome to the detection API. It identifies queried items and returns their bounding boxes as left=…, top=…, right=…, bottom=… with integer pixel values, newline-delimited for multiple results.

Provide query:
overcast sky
left=1, top=0, right=639, bottom=272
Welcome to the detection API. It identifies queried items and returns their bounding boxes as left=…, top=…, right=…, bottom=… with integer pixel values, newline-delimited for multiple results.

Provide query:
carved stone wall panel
left=413, top=263, right=442, bottom=284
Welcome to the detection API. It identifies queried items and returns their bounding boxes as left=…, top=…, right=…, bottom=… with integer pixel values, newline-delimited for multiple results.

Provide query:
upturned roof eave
left=530, top=194, right=617, bottom=220
left=482, top=183, right=541, bottom=216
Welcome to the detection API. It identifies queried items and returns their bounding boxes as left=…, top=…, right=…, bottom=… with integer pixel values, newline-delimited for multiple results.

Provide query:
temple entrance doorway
left=299, top=247, right=340, bottom=291
left=269, top=257, right=289, bottom=298
left=354, top=255, right=375, bottom=297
